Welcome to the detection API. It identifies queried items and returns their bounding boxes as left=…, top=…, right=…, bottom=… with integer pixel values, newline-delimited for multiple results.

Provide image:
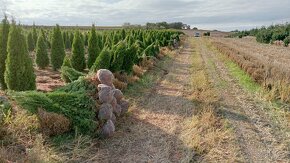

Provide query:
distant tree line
left=0, top=15, right=183, bottom=91
left=231, top=23, right=290, bottom=46
left=122, top=22, right=191, bottom=30
left=146, top=22, right=190, bottom=30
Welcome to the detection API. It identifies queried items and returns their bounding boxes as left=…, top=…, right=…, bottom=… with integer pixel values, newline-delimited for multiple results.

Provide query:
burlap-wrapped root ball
left=111, top=97, right=122, bottom=117
left=114, top=89, right=123, bottom=103
left=96, top=69, right=130, bottom=138
left=111, top=113, right=116, bottom=124
left=119, top=99, right=129, bottom=115
left=98, top=103, right=113, bottom=121
left=101, top=120, right=115, bottom=138
left=98, top=84, right=114, bottom=103
left=97, top=69, right=114, bottom=87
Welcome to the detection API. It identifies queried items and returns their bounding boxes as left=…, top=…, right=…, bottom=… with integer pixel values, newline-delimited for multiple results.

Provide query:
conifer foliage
left=4, top=23, right=36, bottom=91
left=71, top=31, right=86, bottom=71
left=27, top=31, right=35, bottom=51
left=35, top=29, right=49, bottom=69
left=51, top=24, right=65, bottom=70
left=32, top=23, right=38, bottom=46
left=91, top=47, right=111, bottom=72
left=87, top=24, right=100, bottom=69
left=65, top=32, right=71, bottom=49
left=0, top=15, right=10, bottom=90
left=110, top=41, right=126, bottom=72
left=122, top=43, right=138, bottom=74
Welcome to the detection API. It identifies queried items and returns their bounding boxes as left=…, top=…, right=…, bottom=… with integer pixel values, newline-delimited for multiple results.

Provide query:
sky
left=0, top=0, right=290, bottom=31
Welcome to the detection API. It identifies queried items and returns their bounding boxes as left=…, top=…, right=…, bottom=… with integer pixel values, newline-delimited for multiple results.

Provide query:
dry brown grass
left=139, top=57, right=155, bottom=70
left=156, top=52, right=165, bottom=59
left=179, top=38, right=239, bottom=162
left=180, top=105, right=237, bottom=162
left=127, top=75, right=140, bottom=84
left=160, top=46, right=178, bottom=57
left=190, top=43, right=219, bottom=104
left=0, top=105, right=61, bottom=162
left=113, top=72, right=128, bottom=83
left=211, top=40, right=290, bottom=103
left=52, top=134, right=103, bottom=162
left=37, top=108, right=71, bottom=136
left=132, top=65, right=144, bottom=77
left=87, top=73, right=101, bottom=87
left=113, top=78, right=128, bottom=90
left=0, top=95, right=106, bottom=162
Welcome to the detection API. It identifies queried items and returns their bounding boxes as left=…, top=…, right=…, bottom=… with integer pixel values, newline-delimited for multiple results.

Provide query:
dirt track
left=95, top=37, right=289, bottom=162
left=196, top=38, right=289, bottom=162
left=95, top=38, right=197, bottom=162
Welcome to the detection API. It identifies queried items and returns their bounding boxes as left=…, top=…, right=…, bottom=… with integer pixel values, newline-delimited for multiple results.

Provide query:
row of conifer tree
left=0, top=16, right=182, bottom=91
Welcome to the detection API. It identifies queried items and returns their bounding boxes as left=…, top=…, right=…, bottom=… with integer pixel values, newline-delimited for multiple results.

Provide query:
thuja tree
left=0, top=15, right=10, bottom=90
left=32, top=23, right=38, bottom=46
left=27, top=31, right=35, bottom=51
left=84, top=32, right=89, bottom=46
left=61, top=55, right=72, bottom=82
left=110, top=41, right=126, bottom=72
left=62, top=31, right=66, bottom=47
left=65, top=32, right=71, bottom=49
left=5, top=23, right=36, bottom=91
left=91, top=47, right=111, bottom=72
left=122, top=43, right=138, bottom=74
left=69, top=32, right=74, bottom=46
left=35, top=29, right=49, bottom=69
left=87, top=24, right=100, bottom=69
left=71, top=30, right=86, bottom=71
left=51, top=24, right=65, bottom=70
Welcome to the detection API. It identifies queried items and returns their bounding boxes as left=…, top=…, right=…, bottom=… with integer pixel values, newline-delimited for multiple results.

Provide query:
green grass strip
left=224, top=59, right=260, bottom=93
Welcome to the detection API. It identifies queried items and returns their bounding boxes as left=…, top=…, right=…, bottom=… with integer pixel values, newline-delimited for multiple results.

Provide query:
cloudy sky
left=1, top=0, right=290, bottom=31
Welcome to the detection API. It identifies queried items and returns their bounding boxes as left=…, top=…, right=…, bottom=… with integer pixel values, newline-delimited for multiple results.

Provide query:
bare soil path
left=195, top=38, right=289, bottom=162
left=96, top=39, right=196, bottom=162
left=94, top=37, right=289, bottom=163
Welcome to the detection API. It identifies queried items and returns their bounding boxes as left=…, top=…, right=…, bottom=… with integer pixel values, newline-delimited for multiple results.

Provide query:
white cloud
left=1, top=0, right=290, bottom=31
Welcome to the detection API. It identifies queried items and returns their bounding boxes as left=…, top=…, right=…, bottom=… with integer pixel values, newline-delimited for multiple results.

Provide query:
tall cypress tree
left=62, top=31, right=66, bottom=47
left=87, top=24, right=100, bottom=69
left=122, top=43, right=138, bottom=74
left=47, top=30, right=52, bottom=48
left=51, top=24, right=65, bottom=70
left=110, top=41, right=126, bottom=72
left=61, top=55, right=72, bottom=83
left=121, top=29, right=126, bottom=40
left=97, top=34, right=103, bottom=50
left=0, top=15, right=10, bottom=90
left=27, top=31, right=34, bottom=51
left=84, top=32, right=89, bottom=46
left=32, top=23, right=38, bottom=46
left=69, top=32, right=74, bottom=46
left=40, top=29, right=48, bottom=48
left=91, top=47, right=111, bottom=72
left=71, top=30, right=86, bottom=71
left=4, top=23, right=36, bottom=91
left=65, top=32, right=71, bottom=49
left=35, top=29, right=49, bottom=69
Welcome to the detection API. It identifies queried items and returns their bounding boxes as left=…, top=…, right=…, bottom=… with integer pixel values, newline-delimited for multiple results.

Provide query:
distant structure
left=194, top=32, right=200, bottom=37
left=182, top=24, right=191, bottom=30
left=181, top=29, right=232, bottom=37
